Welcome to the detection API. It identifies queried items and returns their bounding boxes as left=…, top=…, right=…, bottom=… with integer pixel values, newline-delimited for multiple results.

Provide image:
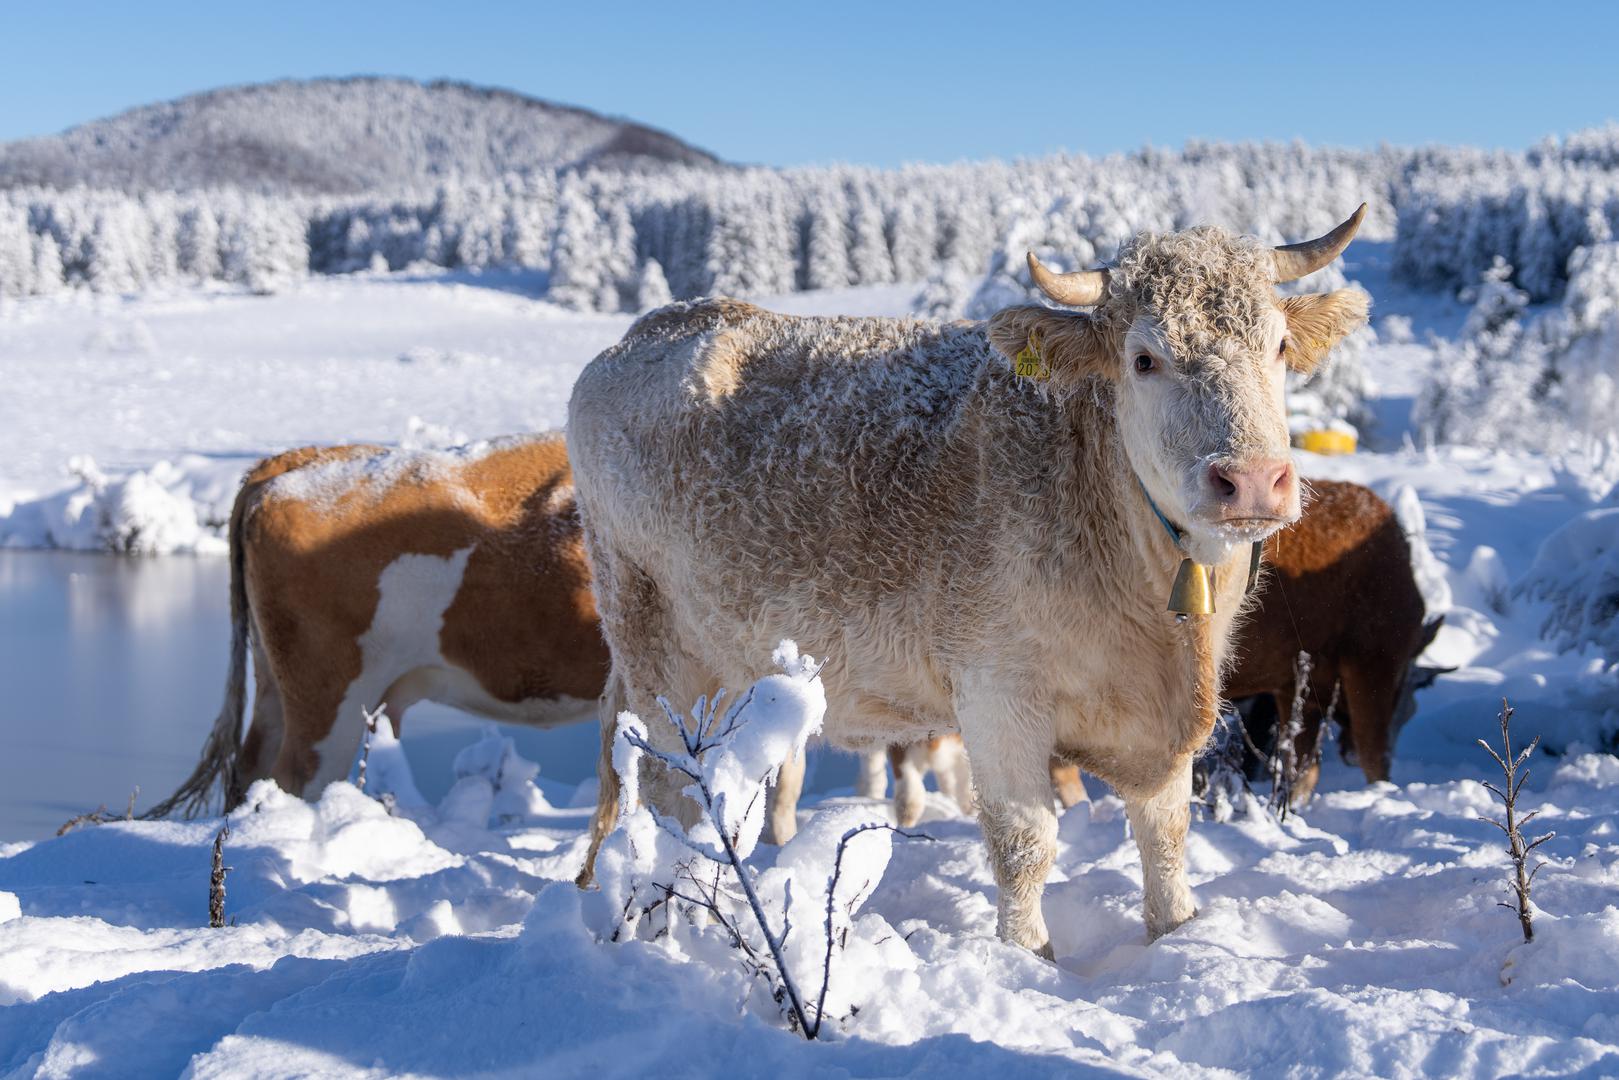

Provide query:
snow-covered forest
left=4, top=125, right=1618, bottom=310
left=7, top=122, right=1619, bottom=463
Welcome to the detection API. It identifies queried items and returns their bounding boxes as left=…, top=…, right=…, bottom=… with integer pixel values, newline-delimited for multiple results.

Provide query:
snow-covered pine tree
left=222, top=200, right=309, bottom=294
left=847, top=184, right=894, bottom=285
left=547, top=178, right=612, bottom=311
left=886, top=192, right=939, bottom=284
left=636, top=257, right=673, bottom=311
left=86, top=204, right=152, bottom=294
left=177, top=203, right=223, bottom=281
left=800, top=187, right=853, bottom=291
left=602, top=199, right=641, bottom=311
left=0, top=204, right=34, bottom=296
left=31, top=230, right=65, bottom=296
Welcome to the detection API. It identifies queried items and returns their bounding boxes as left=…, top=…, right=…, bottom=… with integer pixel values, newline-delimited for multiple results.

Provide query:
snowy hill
left=0, top=77, right=723, bottom=193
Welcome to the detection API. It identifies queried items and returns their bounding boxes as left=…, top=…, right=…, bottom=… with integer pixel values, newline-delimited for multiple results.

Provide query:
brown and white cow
left=567, top=209, right=1371, bottom=952
left=147, top=433, right=611, bottom=827
left=871, top=478, right=1441, bottom=821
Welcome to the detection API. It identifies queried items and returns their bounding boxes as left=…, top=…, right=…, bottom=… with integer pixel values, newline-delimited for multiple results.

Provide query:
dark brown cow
left=1221, top=477, right=1440, bottom=800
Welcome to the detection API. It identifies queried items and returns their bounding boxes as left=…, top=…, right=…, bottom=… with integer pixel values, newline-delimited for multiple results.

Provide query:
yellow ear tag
left=1013, top=332, right=1050, bottom=380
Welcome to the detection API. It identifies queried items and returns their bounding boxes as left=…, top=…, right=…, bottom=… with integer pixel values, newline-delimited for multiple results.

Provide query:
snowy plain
left=0, top=266, right=1617, bottom=1077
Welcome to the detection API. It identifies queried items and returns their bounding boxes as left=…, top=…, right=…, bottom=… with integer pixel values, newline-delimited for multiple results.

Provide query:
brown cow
left=147, top=433, right=611, bottom=829
left=878, top=478, right=1439, bottom=818
left=1222, top=477, right=1441, bottom=801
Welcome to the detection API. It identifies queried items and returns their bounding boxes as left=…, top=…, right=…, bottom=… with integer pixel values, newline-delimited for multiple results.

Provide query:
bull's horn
left=1271, top=203, right=1368, bottom=283
left=1026, top=251, right=1108, bottom=307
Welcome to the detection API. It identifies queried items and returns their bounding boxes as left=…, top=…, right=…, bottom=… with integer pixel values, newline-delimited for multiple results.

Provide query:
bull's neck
left=1058, top=387, right=1242, bottom=596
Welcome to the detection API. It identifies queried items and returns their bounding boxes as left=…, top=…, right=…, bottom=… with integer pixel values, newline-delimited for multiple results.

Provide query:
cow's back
left=242, top=434, right=608, bottom=710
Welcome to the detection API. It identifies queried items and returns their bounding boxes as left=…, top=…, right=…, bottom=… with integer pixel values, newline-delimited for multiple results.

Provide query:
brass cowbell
left=1167, top=558, right=1215, bottom=618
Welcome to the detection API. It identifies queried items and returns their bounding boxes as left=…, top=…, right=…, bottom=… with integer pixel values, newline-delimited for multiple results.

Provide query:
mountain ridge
left=0, top=76, right=724, bottom=194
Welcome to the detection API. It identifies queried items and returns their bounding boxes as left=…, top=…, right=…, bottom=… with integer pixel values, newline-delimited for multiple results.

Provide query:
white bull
left=567, top=210, right=1370, bottom=952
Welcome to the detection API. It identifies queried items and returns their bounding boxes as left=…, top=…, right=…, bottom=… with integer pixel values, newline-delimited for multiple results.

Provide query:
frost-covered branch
left=209, top=823, right=232, bottom=929
left=811, top=822, right=932, bottom=1037
left=355, top=704, right=386, bottom=793
left=1478, top=699, right=1554, bottom=943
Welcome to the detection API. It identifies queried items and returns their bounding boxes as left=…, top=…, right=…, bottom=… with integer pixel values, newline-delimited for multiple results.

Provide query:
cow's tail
left=576, top=667, right=628, bottom=888
left=143, top=479, right=252, bottom=820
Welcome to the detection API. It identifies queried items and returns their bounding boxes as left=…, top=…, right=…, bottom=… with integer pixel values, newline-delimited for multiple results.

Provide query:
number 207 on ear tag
left=1014, top=339, right=1050, bottom=380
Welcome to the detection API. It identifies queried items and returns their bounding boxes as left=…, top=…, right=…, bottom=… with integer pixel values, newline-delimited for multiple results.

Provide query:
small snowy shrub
left=449, top=724, right=552, bottom=823
left=2, top=456, right=216, bottom=554
left=587, top=642, right=920, bottom=1038
left=1516, top=506, right=1619, bottom=661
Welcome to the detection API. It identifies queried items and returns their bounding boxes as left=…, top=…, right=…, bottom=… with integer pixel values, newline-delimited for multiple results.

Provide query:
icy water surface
left=0, top=551, right=860, bottom=841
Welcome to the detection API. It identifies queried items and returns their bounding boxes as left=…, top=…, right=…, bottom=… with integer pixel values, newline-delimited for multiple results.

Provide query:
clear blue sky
left=2, top=1, right=1615, bottom=166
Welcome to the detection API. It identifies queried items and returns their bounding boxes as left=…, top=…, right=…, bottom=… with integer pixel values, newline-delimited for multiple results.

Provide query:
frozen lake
left=0, top=550, right=862, bottom=841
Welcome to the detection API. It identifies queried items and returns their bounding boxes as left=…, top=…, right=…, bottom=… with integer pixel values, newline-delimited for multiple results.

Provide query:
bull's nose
left=1206, top=459, right=1293, bottom=518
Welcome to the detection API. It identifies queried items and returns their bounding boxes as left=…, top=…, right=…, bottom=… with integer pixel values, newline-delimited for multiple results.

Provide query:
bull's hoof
left=1145, top=906, right=1198, bottom=942
left=1034, top=940, right=1055, bottom=961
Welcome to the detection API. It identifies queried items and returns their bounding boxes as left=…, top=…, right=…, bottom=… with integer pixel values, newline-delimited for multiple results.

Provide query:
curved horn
left=1272, top=203, right=1367, bottom=283
left=1026, top=251, right=1109, bottom=307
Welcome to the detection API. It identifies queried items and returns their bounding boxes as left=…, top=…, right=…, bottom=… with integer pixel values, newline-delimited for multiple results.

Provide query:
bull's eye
left=1278, top=338, right=1290, bottom=360
left=1133, top=353, right=1156, bottom=374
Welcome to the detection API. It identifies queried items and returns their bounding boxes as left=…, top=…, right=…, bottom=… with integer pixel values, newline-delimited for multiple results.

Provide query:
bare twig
left=355, top=704, right=387, bottom=793
left=57, top=786, right=142, bottom=836
left=1268, top=651, right=1312, bottom=819
left=209, top=823, right=232, bottom=929
left=1195, top=707, right=1257, bottom=816
left=1477, top=698, right=1553, bottom=942
left=810, top=823, right=932, bottom=1037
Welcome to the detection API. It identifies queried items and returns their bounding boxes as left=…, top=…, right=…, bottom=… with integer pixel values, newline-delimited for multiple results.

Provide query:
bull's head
left=988, top=207, right=1370, bottom=564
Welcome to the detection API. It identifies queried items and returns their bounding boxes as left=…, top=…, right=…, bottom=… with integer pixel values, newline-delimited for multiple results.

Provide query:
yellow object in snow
left=1294, top=428, right=1357, bottom=455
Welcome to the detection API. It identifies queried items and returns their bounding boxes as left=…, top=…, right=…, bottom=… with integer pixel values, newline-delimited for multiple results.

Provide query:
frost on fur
left=583, top=642, right=926, bottom=1039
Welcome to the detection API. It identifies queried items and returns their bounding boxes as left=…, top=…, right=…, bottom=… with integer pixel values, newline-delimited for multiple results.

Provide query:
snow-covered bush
left=0, top=456, right=221, bottom=554
left=587, top=642, right=915, bottom=1038
left=1416, top=244, right=1619, bottom=464
left=1392, top=158, right=1619, bottom=300
left=1516, top=506, right=1619, bottom=661
left=447, top=725, right=552, bottom=824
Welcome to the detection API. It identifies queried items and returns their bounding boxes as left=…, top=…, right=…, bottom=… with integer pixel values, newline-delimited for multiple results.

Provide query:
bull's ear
left=1277, top=289, right=1370, bottom=374
left=986, top=306, right=1115, bottom=383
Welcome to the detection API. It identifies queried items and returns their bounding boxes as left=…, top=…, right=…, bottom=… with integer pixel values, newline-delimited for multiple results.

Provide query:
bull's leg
left=1340, top=660, right=1396, bottom=784
left=889, top=744, right=927, bottom=827
left=578, top=668, right=628, bottom=888
left=766, top=749, right=805, bottom=844
left=1123, top=757, right=1197, bottom=941
left=930, top=736, right=976, bottom=816
left=855, top=750, right=888, bottom=800
left=1049, top=761, right=1089, bottom=808
left=959, top=683, right=1058, bottom=957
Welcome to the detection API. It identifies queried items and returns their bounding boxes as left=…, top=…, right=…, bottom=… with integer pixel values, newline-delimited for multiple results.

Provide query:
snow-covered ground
left=2, top=271, right=1617, bottom=1076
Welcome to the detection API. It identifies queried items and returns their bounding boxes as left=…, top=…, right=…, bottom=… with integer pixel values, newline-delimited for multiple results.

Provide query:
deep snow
left=1, top=272, right=1617, bottom=1077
